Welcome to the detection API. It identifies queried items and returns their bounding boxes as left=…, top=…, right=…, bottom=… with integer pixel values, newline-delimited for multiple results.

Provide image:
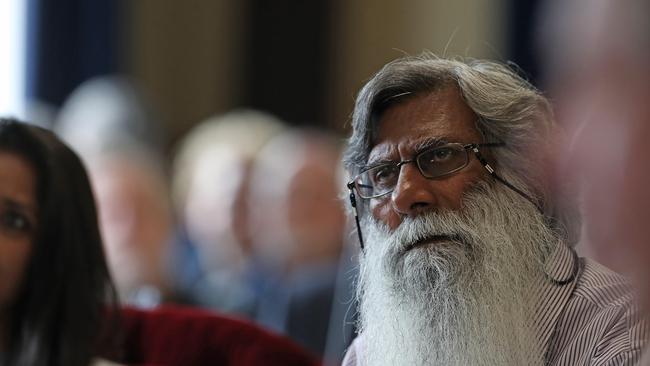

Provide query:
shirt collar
left=545, top=240, right=579, bottom=284
left=533, top=241, right=582, bottom=359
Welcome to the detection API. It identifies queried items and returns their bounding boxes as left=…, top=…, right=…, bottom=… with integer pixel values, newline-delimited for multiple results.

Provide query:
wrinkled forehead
left=368, top=81, right=455, bottom=138
left=367, top=87, right=480, bottom=158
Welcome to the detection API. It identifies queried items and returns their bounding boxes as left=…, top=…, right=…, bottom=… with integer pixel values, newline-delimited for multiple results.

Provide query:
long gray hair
left=343, top=53, right=580, bottom=245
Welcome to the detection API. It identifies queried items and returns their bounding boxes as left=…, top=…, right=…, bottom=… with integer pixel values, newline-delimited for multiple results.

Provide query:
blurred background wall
left=1, top=0, right=547, bottom=149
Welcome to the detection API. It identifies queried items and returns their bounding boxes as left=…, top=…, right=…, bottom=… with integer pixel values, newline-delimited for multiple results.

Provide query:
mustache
left=370, top=210, right=477, bottom=253
left=404, top=233, right=469, bottom=251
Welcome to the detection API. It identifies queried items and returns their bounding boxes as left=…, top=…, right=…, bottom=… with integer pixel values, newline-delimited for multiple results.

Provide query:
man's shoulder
left=572, top=257, right=647, bottom=343
left=544, top=257, right=647, bottom=365
left=554, top=257, right=648, bottom=361
left=572, top=257, right=635, bottom=309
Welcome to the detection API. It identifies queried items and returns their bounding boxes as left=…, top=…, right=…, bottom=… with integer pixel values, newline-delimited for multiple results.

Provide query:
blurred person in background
left=0, top=118, right=320, bottom=366
left=540, top=0, right=650, bottom=361
left=171, top=110, right=285, bottom=313
left=247, top=129, right=346, bottom=358
left=0, top=118, right=121, bottom=366
left=56, top=76, right=178, bottom=308
left=84, top=147, right=177, bottom=307
left=55, top=76, right=164, bottom=153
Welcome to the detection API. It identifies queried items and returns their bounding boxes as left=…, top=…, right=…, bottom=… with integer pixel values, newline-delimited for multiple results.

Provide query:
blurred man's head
left=541, top=0, right=650, bottom=300
left=56, top=76, right=164, bottom=153
left=56, top=76, right=172, bottom=305
left=88, top=148, right=173, bottom=303
left=344, top=54, right=574, bottom=365
left=172, top=110, right=285, bottom=273
left=249, top=129, right=345, bottom=273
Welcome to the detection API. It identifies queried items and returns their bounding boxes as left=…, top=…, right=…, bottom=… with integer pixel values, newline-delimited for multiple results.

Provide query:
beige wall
left=327, top=0, right=508, bottom=130
left=126, top=0, right=246, bottom=146
left=126, top=0, right=507, bottom=141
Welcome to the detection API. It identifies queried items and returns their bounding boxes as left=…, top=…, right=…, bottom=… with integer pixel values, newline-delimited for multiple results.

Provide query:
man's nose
left=390, top=163, right=438, bottom=217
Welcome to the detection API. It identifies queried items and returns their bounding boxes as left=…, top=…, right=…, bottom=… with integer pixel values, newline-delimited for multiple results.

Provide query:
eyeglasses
left=347, top=142, right=505, bottom=199
left=346, top=142, right=541, bottom=250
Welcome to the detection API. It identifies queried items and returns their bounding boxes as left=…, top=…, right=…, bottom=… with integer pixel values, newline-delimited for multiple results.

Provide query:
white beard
left=356, top=180, right=558, bottom=366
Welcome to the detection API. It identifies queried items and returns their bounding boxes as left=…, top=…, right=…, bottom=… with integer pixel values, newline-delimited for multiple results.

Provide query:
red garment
left=119, top=306, right=321, bottom=366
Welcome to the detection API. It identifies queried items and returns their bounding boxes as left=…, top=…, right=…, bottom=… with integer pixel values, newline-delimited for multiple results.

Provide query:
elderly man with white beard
left=341, top=54, right=647, bottom=366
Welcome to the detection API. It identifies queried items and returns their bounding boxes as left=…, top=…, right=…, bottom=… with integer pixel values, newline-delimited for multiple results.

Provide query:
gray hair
left=343, top=53, right=580, bottom=245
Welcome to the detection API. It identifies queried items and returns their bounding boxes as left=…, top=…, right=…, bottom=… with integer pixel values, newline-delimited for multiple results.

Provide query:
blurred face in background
left=0, top=153, right=36, bottom=315
left=543, top=0, right=650, bottom=303
left=90, top=156, right=172, bottom=296
left=285, top=149, right=345, bottom=267
left=183, top=148, right=252, bottom=271
left=250, top=135, right=345, bottom=272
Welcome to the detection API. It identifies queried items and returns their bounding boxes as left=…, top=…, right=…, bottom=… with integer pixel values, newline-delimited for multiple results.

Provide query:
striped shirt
left=639, top=347, right=650, bottom=365
left=342, top=243, right=648, bottom=365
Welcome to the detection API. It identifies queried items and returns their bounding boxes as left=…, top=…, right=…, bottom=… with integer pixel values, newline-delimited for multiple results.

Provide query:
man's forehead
left=366, top=89, right=480, bottom=161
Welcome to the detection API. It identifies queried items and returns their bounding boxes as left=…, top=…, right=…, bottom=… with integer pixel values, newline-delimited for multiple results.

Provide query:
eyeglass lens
left=355, top=144, right=469, bottom=198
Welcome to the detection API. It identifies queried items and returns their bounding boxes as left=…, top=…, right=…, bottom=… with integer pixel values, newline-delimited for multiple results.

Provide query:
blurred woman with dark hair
left=0, top=118, right=120, bottom=366
left=0, top=117, right=319, bottom=366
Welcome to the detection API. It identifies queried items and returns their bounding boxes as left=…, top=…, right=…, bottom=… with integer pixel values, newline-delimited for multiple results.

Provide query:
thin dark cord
left=470, top=145, right=579, bottom=286
left=470, top=146, right=544, bottom=214
left=348, top=187, right=365, bottom=250
left=491, top=173, right=544, bottom=215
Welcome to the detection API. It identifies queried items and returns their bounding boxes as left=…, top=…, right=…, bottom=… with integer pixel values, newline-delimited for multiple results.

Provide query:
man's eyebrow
left=363, top=137, right=450, bottom=170
left=362, top=157, right=395, bottom=171
left=412, top=137, right=449, bottom=153
left=365, top=143, right=397, bottom=169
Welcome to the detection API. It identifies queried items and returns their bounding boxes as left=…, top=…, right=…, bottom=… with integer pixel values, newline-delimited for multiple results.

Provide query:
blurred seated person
left=247, top=129, right=346, bottom=357
left=541, top=0, right=650, bottom=280
left=56, top=76, right=164, bottom=154
left=85, top=145, right=177, bottom=307
left=0, top=118, right=121, bottom=365
left=540, top=0, right=650, bottom=362
left=56, top=77, right=177, bottom=307
left=171, top=110, right=285, bottom=313
left=0, top=118, right=319, bottom=366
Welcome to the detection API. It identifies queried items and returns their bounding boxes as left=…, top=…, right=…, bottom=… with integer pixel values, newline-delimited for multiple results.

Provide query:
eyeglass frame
left=347, top=142, right=506, bottom=199
left=346, top=141, right=541, bottom=250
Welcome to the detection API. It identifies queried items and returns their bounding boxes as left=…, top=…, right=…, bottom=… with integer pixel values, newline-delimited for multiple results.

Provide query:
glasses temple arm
left=471, top=146, right=544, bottom=214
left=347, top=184, right=365, bottom=251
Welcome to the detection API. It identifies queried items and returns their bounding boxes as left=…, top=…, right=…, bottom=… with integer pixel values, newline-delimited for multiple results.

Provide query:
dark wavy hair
left=0, top=118, right=120, bottom=366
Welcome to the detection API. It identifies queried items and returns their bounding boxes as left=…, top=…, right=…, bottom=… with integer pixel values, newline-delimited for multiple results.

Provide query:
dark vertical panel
left=25, top=0, right=121, bottom=106
left=25, top=0, right=41, bottom=102
left=241, top=0, right=331, bottom=126
left=506, top=0, right=543, bottom=88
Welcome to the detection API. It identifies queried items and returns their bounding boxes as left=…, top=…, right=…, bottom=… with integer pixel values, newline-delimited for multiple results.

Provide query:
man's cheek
left=371, top=200, right=401, bottom=230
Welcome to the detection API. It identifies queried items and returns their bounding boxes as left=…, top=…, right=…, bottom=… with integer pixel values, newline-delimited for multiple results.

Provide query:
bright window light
left=0, top=0, right=26, bottom=119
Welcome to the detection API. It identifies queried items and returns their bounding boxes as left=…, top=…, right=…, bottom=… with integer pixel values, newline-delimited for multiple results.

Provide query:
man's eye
left=1, top=211, right=32, bottom=232
left=372, top=166, right=398, bottom=184
left=431, top=147, right=454, bottom=162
